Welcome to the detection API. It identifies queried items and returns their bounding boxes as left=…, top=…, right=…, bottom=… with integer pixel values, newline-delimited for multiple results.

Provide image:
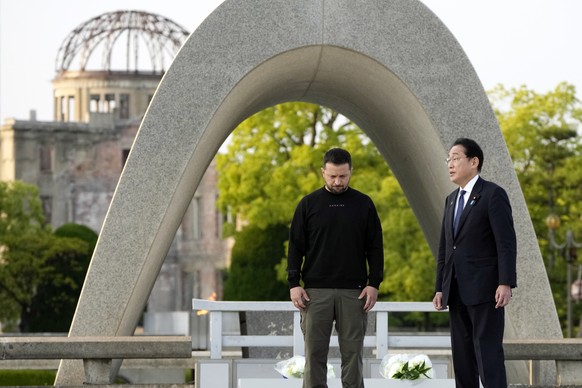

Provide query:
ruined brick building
left=0, top=11, right=231, bottom=331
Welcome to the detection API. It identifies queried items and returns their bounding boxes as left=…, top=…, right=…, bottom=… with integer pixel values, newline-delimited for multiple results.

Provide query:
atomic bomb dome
left=1, top=8, right=228, bottom=339
left=52, top=10, right=190, bottom=123
left=55, top=10, right=189, bottom=73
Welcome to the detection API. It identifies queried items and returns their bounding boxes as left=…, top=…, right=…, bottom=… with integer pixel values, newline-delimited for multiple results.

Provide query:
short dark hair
left=323, top=148, right=352, bottom=169
left=452, top=138, right=484, bottom=172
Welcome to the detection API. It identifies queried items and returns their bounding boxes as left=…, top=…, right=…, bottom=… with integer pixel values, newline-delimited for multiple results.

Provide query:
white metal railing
left=192, top=299, right=450, bottom=359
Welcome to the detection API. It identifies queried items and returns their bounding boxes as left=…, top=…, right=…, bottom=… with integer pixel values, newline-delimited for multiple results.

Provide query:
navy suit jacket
left=435, top=177, right=517, bottom=306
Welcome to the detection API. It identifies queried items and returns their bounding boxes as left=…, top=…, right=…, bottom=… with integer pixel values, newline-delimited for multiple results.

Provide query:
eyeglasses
left=445, top=156, right=470, bottom=165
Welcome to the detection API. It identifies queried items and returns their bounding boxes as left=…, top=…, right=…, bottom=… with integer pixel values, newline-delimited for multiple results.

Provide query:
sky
left=1, top=0, right=581, bottom=122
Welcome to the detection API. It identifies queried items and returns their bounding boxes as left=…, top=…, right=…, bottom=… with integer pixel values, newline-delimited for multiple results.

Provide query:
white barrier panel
left=237, top=378, right=456, bottom=388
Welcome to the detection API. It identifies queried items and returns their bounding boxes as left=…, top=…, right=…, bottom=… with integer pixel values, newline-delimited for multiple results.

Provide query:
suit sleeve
left=489, top=186, right=517, bottom=288
left=434, top=197, right=448, bottom=293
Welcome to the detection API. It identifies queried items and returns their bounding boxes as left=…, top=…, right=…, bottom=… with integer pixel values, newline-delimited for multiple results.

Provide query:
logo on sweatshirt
left=329, top=204, right=345, bottom=207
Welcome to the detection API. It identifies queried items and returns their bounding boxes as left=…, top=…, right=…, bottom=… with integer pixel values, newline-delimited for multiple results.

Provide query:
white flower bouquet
left=274, top=355, right=336, bottom=379
left=379, top=353, right=434, bottom=380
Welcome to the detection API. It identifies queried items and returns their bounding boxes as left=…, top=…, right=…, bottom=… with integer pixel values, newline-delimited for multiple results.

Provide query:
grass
left=0, top=370, right=56, bottom=386
left=0, top=369, right=192, bottom=385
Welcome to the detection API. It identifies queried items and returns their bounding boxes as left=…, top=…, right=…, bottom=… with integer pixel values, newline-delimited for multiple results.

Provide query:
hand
left=433, top=292, right=447, bottom=310
left=495, top=284, right=512, bottom=309
left=358, top=286, right=378, bottom=312
left=290, top=286, right=309, bottom=310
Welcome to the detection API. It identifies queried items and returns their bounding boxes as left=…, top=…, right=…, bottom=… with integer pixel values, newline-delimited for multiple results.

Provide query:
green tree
left=217, top=102, right=385, bottom=230
left=219, top=103, right=440, bottom=329
left=223, top=223, right=289, bottom=301
left=490, top=82, right=582, bottom=222
left=0, top=181, right=48, bottom=331
left=373, top=175, right=445, bottom=329
left=0, top=181, right=45, bottom=237
left=28, top=224, right=97, bottom=332
left=0, top=182, right=94, bottom=332
left=490, top=82, right=582, bottom=335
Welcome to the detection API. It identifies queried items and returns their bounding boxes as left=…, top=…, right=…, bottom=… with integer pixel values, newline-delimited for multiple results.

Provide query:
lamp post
left=545, top=214, right=582, bottom=337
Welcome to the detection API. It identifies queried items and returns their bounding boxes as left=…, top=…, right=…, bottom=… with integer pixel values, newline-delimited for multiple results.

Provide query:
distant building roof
left=54, top=10, right=190, bottom=74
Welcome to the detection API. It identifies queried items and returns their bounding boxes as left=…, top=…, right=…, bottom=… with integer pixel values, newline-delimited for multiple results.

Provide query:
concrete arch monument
left=57, top=0, right=561, bottom=384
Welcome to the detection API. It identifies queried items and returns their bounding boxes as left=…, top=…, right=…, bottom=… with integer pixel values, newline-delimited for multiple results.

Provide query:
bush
left=27, top=224, right=97, bottom=332
left=223, top=223, right=289, bottom=301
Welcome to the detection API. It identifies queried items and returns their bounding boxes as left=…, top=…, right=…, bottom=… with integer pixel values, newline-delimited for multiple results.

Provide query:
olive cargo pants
left=300, top=288, right=367, bottom=388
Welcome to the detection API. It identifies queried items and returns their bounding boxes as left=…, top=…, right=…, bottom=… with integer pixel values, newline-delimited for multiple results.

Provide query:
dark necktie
left=453, top=190, right=466, bottom=237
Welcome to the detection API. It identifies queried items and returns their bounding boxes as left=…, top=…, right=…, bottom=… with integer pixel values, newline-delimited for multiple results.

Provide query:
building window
left=59, top=96, right=66, bottom=121
left=39, top=144, right=53, bottom=172
left=90, top=95, right=100, bottom=112
left=105, top=93, right=116, bottom=113
left=120, top=94, right=130, bottom=119
left=67, top=96, right=75, bottom=122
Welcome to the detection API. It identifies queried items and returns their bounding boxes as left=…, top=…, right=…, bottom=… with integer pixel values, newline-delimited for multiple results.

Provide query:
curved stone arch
left=57, top=0, right=559, bottom=383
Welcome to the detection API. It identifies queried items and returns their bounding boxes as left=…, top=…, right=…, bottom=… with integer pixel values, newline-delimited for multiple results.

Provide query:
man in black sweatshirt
left=287, top=147, right=384, bottom=388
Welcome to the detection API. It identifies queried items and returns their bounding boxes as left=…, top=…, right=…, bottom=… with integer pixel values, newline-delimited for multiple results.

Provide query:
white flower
left=409, top=354, right=434, bottom=379
left=380, top=353, right=433, bottom=380
left=275, top=355, right=336, bottom=379
left=282, top=356, right=305, bottom=378
left=387, top=361, right=405, bottom=377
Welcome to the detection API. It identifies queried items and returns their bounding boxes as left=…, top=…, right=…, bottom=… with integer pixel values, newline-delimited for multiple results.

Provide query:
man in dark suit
left=433, top=138, right=517, bottom=388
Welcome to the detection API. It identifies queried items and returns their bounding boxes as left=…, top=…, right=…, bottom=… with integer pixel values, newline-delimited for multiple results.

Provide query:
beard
left=325, top=184, right=349, bottom=194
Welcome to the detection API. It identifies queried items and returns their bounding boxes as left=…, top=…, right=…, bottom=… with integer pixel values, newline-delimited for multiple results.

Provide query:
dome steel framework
left=55, top=10, right=190, bottom=74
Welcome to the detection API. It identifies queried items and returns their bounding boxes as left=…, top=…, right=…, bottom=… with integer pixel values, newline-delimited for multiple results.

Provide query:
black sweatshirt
left=287, top=186, right=384, bottom=290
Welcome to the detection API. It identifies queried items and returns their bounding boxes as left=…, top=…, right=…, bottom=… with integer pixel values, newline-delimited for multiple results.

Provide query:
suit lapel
left=456, top=177, right=484, bottom=236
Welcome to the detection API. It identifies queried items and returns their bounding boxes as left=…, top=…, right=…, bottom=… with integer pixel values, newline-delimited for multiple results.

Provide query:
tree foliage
left=219, top=85, right=582, bottom=332
left=490, top=82, right=582, bottom=336
left=490, top=82, right=582, bottom=225
left=217, top=102, right=385, bottom=230
left=0, top=181, right=48, bottom=331
left=28, top=224, right=97, bottom=332
left=0, top=181, right=95, bottom=332
left=223, top=223, right=290, bottom=301
left=0, top=181, right=45, bottom=237
left=218, top=103, right=437, bottom=320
